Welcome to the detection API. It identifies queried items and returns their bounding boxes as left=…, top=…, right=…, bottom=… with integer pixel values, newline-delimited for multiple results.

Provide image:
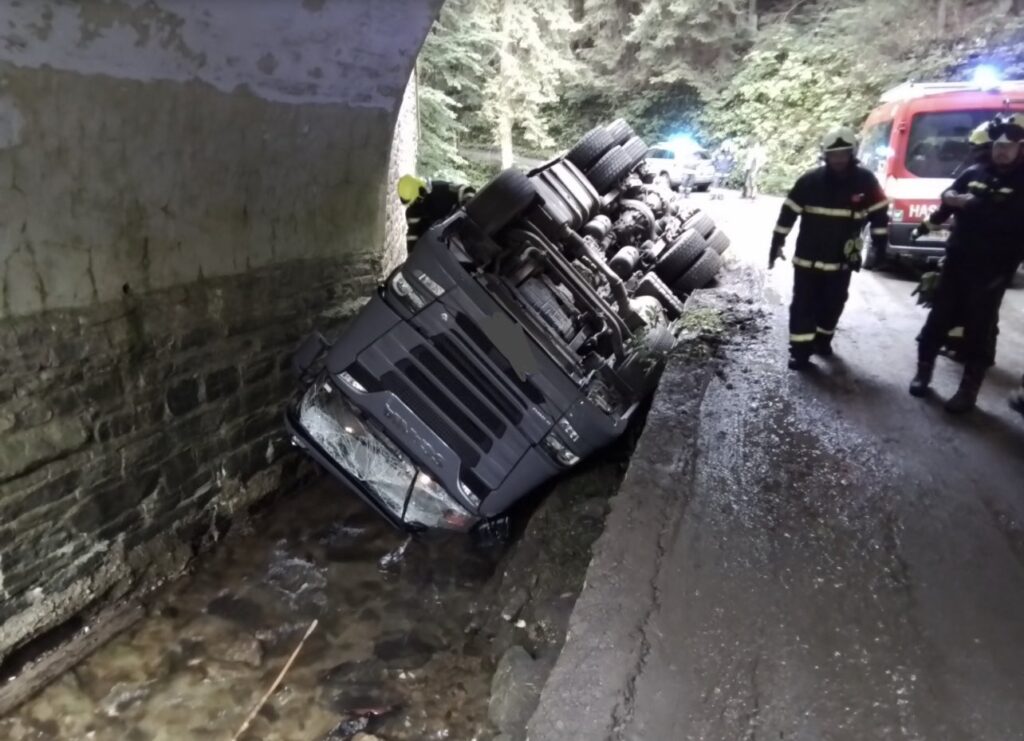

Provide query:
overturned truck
left=286, top=120, right=730, bottom=532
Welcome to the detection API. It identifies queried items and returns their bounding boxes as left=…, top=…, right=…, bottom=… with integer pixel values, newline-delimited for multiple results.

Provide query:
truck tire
left=682, top=210, right=715, bottom=239
left=705, top=228, right=731, bottom=255
left=636, top=272, right=685, bottom=319
left=671, top=249, right=723, bottom=296
left=655, top=229, right=706, bottom=283
left=566, top=127, right=617, bottom=171
left=605, top=118, right=635, bottom=145
left=621, top=136, right=648, bottom=171
left=588, top=146, right=635, bottom=194
left=465, top=169, right=538, bottom=237
left=617, top=324, right=676, bottom=396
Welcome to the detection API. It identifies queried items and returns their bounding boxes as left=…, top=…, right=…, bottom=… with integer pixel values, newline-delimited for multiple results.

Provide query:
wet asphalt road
left=530, top=192, right=1024, bottom=740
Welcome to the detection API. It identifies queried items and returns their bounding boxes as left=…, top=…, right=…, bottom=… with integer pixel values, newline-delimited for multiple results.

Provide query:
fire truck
left=858, top=78, right=1024, bottom=267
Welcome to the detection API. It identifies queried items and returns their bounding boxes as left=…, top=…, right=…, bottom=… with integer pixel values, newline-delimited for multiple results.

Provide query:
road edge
left=525, top=266, right=765, bottom=740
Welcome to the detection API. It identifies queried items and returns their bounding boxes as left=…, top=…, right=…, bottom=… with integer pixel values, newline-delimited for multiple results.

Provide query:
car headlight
left=542, top=432, right=580, bottom=467
left=391, top=272, right=426, bottom=310
left=405, top=472, right=479, bottom=531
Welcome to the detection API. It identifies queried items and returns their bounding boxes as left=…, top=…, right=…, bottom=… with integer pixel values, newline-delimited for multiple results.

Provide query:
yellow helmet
left=969, top=122, right=991, bottom=147
left=398, top=174, right=429, bottom=204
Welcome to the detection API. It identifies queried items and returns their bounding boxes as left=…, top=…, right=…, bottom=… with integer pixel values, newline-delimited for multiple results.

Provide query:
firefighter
left=769, top=126, right=890, bottom=370
left=398, top=174, right=476, bottom=249
left=909, top=113, right=1024, bottom=413
left=910, top=121, right=995, bottom=360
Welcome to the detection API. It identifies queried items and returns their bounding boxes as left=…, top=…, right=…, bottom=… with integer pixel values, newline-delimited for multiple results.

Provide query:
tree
left=416, top=0, right=496, bottom=180
left=482, top=0, right=581, bottom=166
left=700, top=0, right=1024, bottom=191
left=418, top=0, right=580, bottom=175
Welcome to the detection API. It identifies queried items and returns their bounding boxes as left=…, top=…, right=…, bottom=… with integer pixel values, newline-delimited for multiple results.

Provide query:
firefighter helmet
left=822, top=126, right=858, bottom=153
left=398, top=174, right=430, bottom=204
left=969, top=121, right=992, bottom=147
left=987, top=113, right=1024, bottom=144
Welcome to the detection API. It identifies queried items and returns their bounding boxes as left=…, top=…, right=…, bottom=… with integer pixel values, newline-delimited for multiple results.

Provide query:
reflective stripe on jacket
left=772, top=165, right=889, bottom=266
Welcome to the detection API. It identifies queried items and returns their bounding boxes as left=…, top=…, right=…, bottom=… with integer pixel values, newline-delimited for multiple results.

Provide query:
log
left=0, top=602, right=145, bottom=716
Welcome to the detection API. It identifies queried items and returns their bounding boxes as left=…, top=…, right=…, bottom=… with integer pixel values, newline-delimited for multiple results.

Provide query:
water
left=4, top=483, right=508, bottom=741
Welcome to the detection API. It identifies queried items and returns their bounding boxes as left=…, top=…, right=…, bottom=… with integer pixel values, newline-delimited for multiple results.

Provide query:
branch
left=230, top=619, right=319, bottom=741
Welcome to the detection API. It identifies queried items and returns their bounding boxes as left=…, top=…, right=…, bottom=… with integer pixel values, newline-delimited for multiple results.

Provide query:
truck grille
left=342, top=310, right=554, bottom=499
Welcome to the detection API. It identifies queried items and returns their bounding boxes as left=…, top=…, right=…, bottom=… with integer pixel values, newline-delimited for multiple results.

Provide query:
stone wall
left=0, top=0, right=442, bottom=664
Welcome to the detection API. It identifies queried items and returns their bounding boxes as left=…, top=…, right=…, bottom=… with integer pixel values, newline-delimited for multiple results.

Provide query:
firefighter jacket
left=922, top=162, right=1024, bottom=278
left=772, top=165, right=889, bottom=270
left=406, top=181, right=473, bottom=246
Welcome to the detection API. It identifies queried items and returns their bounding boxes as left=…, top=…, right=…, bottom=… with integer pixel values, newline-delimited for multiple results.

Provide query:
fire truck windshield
left=905, top=109, right=1002, bottom=178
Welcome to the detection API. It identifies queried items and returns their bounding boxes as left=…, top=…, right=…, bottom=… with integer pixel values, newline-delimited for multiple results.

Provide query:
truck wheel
left=636, top=272, right=685, bottom=319
left=671, top=249, right=723, bottom=296
left=655, top=229, right=706, bottom=283
left=682, top=210, right=715, bottom=239
left=605, top=118, right=635, bottom=145
left=705, top=228, right=731, bottom=255
left=465, top=169, right=538, bottom=237
left=617, top=324, right=676, bottom=397
left=566, top=127, right=616, bottom=171
left=587, top=146, right=635, bottom=194
left=621, top=136, right=648, bottom=171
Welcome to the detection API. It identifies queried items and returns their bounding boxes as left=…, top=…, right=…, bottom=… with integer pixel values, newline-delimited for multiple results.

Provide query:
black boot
left=788, top=350, right=812, bottom=371
left=812, top=333, right=834, bottom=358
left=945, top=364, right=986, bottom=414
left=909, top=360, right=934, bottom=397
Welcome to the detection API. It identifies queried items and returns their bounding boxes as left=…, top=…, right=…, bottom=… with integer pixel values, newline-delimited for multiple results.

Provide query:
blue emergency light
left=972, top=65, right=1002, bottom=90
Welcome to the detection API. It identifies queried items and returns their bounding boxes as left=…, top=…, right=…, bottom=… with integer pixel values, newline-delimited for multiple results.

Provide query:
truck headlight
left=405, top=472, right=479, bottom=531
left=413, top=269, right=445, bottom=297
left=542, top=432, right=580, bottom=467
left=338, top=371, right=367, bottom=393
left=391, top=272, right=426, bottom=310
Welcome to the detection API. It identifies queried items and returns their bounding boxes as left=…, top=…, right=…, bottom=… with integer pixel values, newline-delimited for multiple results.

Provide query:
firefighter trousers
left=789, top=265, right=852, bottom=358
left=917, top=266, right=1011, bottom=369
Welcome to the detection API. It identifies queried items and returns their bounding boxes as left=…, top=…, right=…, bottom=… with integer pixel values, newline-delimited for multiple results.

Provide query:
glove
left=911, top=271, right=941, bottom=307
left=843, top=237, right=864, bottom=272
left=910, top=224, right=926, bottom=242
left=769, top=242, right=786, bottom=270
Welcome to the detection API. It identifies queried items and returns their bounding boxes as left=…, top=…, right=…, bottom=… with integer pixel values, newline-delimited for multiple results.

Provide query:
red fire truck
left=858, top=79, right=1024, bottom=267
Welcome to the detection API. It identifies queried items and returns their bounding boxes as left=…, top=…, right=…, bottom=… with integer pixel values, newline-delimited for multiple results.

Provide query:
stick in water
left=230, top=619, right=319, bottom=741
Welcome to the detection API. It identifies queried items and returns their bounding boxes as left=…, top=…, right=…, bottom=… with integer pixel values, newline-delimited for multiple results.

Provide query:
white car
left=644, top=144, right=716, bottom=192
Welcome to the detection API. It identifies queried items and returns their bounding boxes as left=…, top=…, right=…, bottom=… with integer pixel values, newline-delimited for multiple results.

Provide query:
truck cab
left=859, top=80, right=1024, bottom=264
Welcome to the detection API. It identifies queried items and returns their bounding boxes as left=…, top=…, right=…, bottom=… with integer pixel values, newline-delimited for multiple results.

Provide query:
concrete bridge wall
left=0, top=0, right=441, bottom=662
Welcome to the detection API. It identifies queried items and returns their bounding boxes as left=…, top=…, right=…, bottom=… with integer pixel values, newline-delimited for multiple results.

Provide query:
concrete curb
left=526, top=267, right=764, bottom=740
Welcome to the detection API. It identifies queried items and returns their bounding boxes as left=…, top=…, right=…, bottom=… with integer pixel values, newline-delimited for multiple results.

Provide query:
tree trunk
left=497, top=0, right=515, bottom=169
left=499, top=110, right=514, bottom=169
left=748, top=0, right=758, bottom=34
left=936, top=0, right=947, bottom=34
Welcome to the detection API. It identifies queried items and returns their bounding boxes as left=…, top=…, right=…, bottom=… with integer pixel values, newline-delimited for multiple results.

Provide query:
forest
left=416, top=0, right=1024, bottom=192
